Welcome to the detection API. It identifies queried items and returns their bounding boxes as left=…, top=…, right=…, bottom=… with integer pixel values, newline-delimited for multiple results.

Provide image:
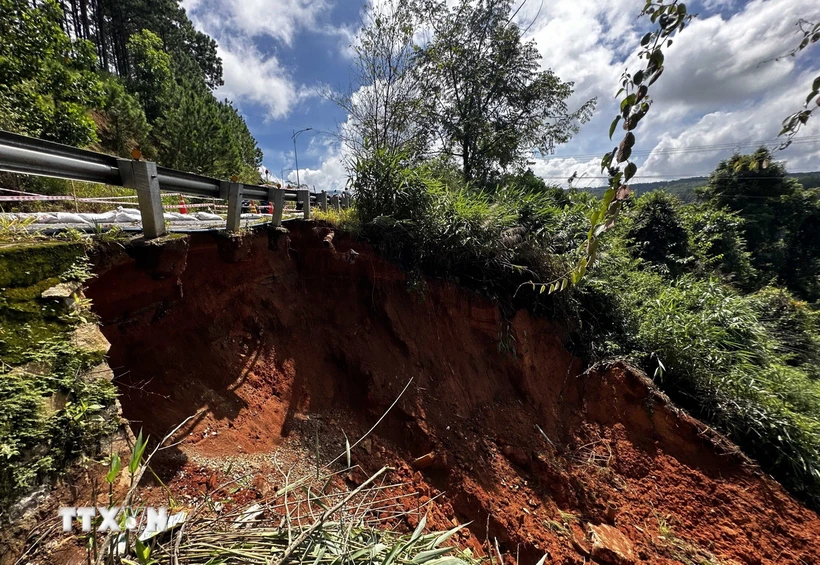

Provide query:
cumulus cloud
left=519, top=0, right=820, bottom=184
left=216, top=40, right=305, bottom=120
left=183, top=0, right=331, bottom=46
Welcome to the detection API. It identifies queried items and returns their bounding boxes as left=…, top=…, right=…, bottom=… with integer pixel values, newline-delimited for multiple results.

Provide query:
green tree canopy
left=698, top=148, right=820, bottom=300
left=411, top=0, right=595, bottom=185
left=0, top=0, right=103, bottom=146
left=626, top=191, right=692, bottom=276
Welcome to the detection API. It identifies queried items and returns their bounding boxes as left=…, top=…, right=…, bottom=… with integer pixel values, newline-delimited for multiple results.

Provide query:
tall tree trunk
left=79, top=0, right=90, bottom=40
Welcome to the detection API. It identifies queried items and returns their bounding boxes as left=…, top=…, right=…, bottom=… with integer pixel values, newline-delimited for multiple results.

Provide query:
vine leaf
left=624, top=162, right=638, bottom=182
left=609, top=116, right=622, bottom=139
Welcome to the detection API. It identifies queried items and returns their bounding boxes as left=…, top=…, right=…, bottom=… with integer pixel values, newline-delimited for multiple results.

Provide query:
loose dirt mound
left=84, top=223, right=819, bottom=565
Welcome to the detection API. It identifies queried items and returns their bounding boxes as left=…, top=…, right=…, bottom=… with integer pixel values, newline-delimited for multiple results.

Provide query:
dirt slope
left=85, top=222, right=820, bottom=565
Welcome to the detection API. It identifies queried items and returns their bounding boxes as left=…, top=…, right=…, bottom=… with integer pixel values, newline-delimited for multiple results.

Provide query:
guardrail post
left=226, top=182, right=243, bottom=232
left=117, top=159, right=166, bottom=239
left=268, top=187, right=285, bottom=226
left=319, top=190, right=328, bottom=212
left=331, top=194, right=340, bottom=211
left=299, top=189, right=310, bottom=220
left=342, top=192, right=351, bottom=209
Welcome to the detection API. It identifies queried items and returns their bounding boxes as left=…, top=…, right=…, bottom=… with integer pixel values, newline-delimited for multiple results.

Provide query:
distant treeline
left=584, top=171, right=820, bottom=201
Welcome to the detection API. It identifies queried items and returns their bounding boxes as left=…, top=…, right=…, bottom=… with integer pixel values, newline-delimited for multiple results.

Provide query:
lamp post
left=292, top=128, right=312, bottom=190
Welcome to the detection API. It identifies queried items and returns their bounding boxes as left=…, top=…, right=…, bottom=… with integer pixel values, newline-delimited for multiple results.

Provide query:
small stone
left=42, top=392, right=68, bottom=415
left=70, top=323, right=111, bottom=357
left=41, top=281, right=83, bottom=308
left=84, top=361, right=115, bottom=381
left=587, top=523, right=636, bottom=565
left=412, top=452, right=436, bottom=469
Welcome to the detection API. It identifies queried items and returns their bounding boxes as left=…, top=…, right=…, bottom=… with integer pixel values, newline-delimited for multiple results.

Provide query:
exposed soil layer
left=83, top=222, right=820, bottom=565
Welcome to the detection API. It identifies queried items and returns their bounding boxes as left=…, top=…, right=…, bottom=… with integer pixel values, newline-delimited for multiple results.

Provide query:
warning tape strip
left=0, top=195, right=76, bottom=201
left=163, top=203, right=228, bottom=209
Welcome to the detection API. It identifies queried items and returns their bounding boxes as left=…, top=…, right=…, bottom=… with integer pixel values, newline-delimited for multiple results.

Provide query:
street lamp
left=292, top=128, right=312, bottom=191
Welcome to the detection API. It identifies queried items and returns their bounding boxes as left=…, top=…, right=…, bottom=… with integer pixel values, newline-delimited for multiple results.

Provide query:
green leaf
left=106, top=453, right=121, bottom=484
left=129, top=429, right=148, bottom=476
left=134, top=537, right=151, bottom=564
left=609, top=116, right=621, bottom=139
left=410, top=514, right=428, bottom=543
left=413, top=548, right=454, bottom=563
left=344, top=432, right=351, bottom=468
left=641, top=32, right=652, bottom=46
left=424, top=558, right=468, bottom=565
left=432, top=523, right=471, bottom=548
left=620, top=94, right=637, bottom=112
left=624, top=162, right=638, bottom=182
left=648, top=66, right=664, bottom=86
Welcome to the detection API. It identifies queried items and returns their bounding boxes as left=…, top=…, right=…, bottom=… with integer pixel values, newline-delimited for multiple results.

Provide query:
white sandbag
left=79, top=210, right=118, bottom=223
left=49, top=212, right=91, bottom=225
left=195, top=212, right=223, bottom=221
left=164, top=212, right=197, bottom=222
left=115, top=208, right=143, bottom=223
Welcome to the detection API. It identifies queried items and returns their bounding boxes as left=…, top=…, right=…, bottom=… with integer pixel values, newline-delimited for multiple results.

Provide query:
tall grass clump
left=351, top=149, right=589, bottom=297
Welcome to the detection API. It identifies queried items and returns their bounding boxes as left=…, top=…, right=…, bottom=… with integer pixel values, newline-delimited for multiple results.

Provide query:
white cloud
left=519, top=0, right=820, bottom=184
left=183, top=0, right=330, bottom=46
left=641, top=69, right=820, bottom=178
left=216, top=40, right=305, bottom=120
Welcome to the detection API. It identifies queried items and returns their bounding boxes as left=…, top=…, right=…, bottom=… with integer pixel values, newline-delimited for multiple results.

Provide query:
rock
left=361, top=438, right=372, bottom=454
left=84, top=360, right=115, bottom=381
left=501, top=444, right=530, bottom=467
left=41, top=281, right=83, bottom=308
left=587, top=524, right=636, bottom=565
left=70, top=323, right=111, bottom=357
left=42, top=392, right=67, bottom=415
left=412, top=451, right=436, bottom=469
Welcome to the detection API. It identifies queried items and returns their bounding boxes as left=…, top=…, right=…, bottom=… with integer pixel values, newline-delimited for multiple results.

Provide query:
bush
left=682, top=204, right=757, bottom=288
left=625, top=191, right=692, bottom=277
left=351, top=150, right=587, bottom=294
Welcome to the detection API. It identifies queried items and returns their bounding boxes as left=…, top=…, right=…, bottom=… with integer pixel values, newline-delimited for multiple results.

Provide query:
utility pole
left=292, top=128, right=312, bottom=190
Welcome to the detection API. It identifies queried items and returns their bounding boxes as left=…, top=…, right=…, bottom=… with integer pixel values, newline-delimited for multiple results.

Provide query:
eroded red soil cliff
left=83, top=222, right=820, bottom=565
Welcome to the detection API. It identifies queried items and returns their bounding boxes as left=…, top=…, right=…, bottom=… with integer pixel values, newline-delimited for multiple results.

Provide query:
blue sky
left=182, top=0, right=820, bottom=191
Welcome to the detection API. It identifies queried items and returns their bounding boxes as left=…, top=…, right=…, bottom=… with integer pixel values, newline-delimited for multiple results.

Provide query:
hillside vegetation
left=0, top=0, right=262, bottom=183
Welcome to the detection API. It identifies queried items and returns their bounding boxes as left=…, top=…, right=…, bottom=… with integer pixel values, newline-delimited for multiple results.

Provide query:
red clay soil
left=77, top=222, right=820, bottom=565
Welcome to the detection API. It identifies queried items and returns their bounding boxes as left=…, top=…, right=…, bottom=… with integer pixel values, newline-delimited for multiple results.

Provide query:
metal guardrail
left=0, top=130, right=352, bottom=238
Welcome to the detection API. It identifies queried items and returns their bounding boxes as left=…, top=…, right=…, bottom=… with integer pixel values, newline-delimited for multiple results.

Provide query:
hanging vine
left=778, top=19, right=820, bottom=148
left=532, top=0, right=693, bottom=295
